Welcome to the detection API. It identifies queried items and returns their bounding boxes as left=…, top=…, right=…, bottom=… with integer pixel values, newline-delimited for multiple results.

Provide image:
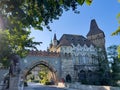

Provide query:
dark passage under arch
left=66, top=74, right=71, bottom=83
left=23, top=61, right=58, bottom=84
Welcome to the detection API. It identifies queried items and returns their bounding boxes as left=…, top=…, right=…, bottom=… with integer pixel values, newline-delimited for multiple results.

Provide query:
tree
left=112, top=0, right=120, bottom=35
left=0, top=30, right=11, bottom=66
left=118, top=46, right=120, bottom=58
left=107, top=45, right=120, bottom=86
left=0, top=0, right=92, bottom=31
left=112, top=1, right=120, bottom=58
left=0, top=29, right=41, bottom=67
left=97, top=48, right=110, bottom=85
left=107, top=45, right=118, bottom=60
left=112, top=13, right=120, bottom=36
left=0, top=0, right=92, bottom=66
left=38, top=65, right=49, bottom=84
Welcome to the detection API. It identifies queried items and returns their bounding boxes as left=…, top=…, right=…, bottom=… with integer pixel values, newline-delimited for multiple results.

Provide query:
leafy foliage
left=107, top=45, right=120, bottom=86
left=0, top=0, right=92, bottom=31
left=111, top=58, right=120, bottom=86
left=97, top=48, right=110, bottom=85
left=107, top=45, right=118, bottom=59
left=0, top=0, right=92, bottom=66
left=112, top=1, right=120, bottom=36
left=0, top=29, right=41, bottom=66
left=112, top=1, right=120, bottom=60
left=112, top=13, right=120, bottom=36
left=118, top=46, right=120, bottom=58
left=0, top=30, right=11, bottom=66
left=38, top=65, right=49, bottom=84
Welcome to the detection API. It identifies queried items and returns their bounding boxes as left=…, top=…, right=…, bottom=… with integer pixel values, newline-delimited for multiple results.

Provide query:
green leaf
left=117, top=13, right=120, bottom=19
left=59, top=0, right=63, bottom=5
left=85, top=0, right=92, bottom=5
left=118, top=0, right=120, bottom=3
left=112, top=26, right=120, bottom=36
left=118, top=46, right=120, bottom=58
left=77, top=0, right=85, bottom=5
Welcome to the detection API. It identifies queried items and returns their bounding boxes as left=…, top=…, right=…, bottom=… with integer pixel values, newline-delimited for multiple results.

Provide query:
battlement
left=28, top=50, right=60, bottom=57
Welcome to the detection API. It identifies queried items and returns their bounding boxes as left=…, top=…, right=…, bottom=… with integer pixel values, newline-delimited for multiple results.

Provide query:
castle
left=48, top=19, right=107, bottom=83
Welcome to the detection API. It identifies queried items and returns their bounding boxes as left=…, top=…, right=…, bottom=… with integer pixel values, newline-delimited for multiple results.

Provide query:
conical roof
left=53, top=33, right=57, bottom=40
left=87, top=19, right=104, bottom=37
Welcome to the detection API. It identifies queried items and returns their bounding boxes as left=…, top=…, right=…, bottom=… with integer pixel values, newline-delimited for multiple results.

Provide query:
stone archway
left=22, top=60, right=58, bottom=84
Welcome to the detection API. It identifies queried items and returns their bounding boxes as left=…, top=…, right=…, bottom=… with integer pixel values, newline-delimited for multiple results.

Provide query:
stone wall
left=61, top=56, right=74, bottom=81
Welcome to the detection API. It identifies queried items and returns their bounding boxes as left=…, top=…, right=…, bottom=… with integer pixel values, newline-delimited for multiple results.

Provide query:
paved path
left=24, top=82, right=67, bottom=90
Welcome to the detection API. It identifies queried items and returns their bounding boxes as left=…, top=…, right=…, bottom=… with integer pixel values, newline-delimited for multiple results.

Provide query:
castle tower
left=87, top=19, right=106, bottom=50
left=87, top=19, right=109, bottom=73
left=53, top=33, right=58, bottom=47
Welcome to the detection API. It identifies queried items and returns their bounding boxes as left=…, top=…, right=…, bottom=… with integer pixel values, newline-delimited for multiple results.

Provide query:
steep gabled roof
left=57, top=34, right=94, bottom=47
left=87, top=19, right=104, bottom=37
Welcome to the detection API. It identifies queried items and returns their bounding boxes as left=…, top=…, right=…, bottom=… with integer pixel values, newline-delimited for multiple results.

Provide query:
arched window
left=66, top=74, right=71, bottom=83
left=83, top=56, right=86, bottom=64
left=79, top=55, right=82, bottom=64
left=65, top=53, right=67, bottom=57
left=88, top=70, right=92, bottom=77
left=85, top=55, right=89, bottom=64
left=78, top=70, right=86, bottom=82
left=68, top=53, right=71, bottom=57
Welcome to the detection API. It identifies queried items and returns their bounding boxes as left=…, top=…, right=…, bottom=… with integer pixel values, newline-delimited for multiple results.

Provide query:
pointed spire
left=87, top=19, right=104, bottom=37
left=90, top=19, right=99, bottom=30
left=50, top=38, right=52, bottom=44
left=53, top=33, right=57, bottom=40
left=49, top=38, right=53, bottom=48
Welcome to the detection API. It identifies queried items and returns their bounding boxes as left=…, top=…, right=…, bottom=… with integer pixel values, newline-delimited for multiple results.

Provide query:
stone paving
left=23, top=82, right=66, bottom=90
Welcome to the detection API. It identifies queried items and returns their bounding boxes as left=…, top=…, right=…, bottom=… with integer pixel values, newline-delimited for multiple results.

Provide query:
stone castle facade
left=48, top=19, right=107, bottom=83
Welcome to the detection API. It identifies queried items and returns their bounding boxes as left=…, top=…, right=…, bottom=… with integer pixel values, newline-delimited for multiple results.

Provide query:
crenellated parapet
left=28, top=50, right=60, bottom=57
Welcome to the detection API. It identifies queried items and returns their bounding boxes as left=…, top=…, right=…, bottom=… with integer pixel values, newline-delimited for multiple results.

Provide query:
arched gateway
left=20, top=51, right=61, bottom=83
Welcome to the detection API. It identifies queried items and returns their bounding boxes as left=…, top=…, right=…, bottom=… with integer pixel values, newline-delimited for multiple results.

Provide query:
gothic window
left=68, top=53, right=71, bottom=57
left=83, top=56, right=86, bottom=64
left=91, top=55, right=95, bottom=64
left=80, top=55, right=83, bottom=64
left=65, top=53, right=67, bottom=57
left=71, top=38, right=74, bottom=41
left=88, top=56, right=91, bottom=64
left=87, top=70, right=93, bottom=84
left=64, top=47, right=66, bottom=51
left=86, top=56, right=88, bottom=64
left=66, top=74, right=71, bottom=83
left=78, top=70, right=86, bottom=82
left=88, top=70, right=92, bottom=77
left=78, top=55, right=82, bottom=64
left=95, top=58, right=97, bottom=64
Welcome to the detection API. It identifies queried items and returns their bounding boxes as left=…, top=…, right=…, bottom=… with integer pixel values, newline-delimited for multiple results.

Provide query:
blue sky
left=30, top=0, right=120, bottom=50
